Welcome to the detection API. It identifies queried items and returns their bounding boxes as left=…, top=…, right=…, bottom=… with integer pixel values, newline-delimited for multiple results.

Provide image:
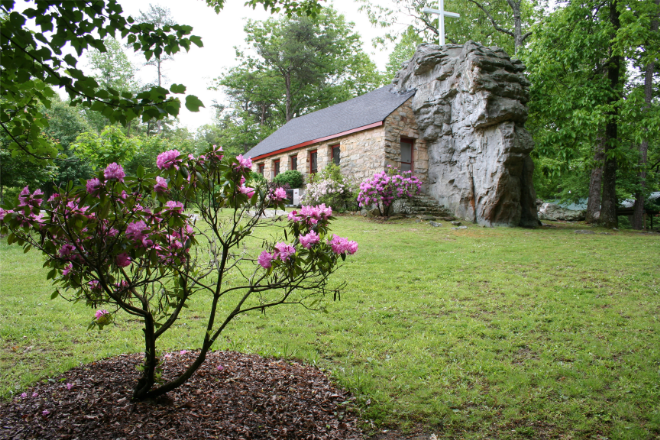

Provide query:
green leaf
left=185, top=95, right=204, bottom=112
left=170, top=83, right=186, bottom=94
left=51, top=290, right=59, bottom=300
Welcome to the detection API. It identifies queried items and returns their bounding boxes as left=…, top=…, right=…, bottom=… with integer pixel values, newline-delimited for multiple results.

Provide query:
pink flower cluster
left=104, top=163, right=125, bottom=182
left=328, top=234, right=358, bottom=255
left=156, top=150, right=182, bottom=170
left=357, top=170, right=421, bottom=211
left=270, top=187, right=287, bottom=202
left=287, top=204, right=332, bottom=226
left=234, top=154, right=252, bottom=171
left=18, top=187, right=44, bottom=208
left=299, top=230, right=320, bottom=249
left=95, top=309, right=109, bottom=320
left=154, top=176, right=168, bottom=193
left=258, top=242, right=296, bottom=268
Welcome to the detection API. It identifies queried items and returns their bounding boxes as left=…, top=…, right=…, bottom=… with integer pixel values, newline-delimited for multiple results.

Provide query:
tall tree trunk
left=285, top=71, right=292, bottom=122
left=632, top=0, right=659, bottom=230
left=586, top=134, right=606, bottom=223
left=599, top=0, right=621, bottom=229
left=511, top=1, right=523, bottom=52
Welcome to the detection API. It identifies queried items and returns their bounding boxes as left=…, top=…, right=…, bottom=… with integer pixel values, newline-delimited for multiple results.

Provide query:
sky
left=107, top=0, right=402, bottom=132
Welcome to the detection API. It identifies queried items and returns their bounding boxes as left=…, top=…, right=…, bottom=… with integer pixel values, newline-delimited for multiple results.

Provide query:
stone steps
left=394, top=194, right=456, bottom=220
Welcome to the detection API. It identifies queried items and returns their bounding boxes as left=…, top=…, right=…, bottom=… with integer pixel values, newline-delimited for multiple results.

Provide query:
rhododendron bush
left=357, top=167, right=422, bottom=216
left=0, top=145, right=357, bottom=400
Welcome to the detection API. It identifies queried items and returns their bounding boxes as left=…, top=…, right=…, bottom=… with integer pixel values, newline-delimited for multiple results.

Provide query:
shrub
left=358, top=166, right=422, bottom=216
left=0, top=146, right=357, bottom=401
left=302, top=164, right=357, bottom=211
left=273, top=170, right=304, bottom=189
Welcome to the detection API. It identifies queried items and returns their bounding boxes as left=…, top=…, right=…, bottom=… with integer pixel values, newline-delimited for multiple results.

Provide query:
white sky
left=111, top=0, right=401, bottom=132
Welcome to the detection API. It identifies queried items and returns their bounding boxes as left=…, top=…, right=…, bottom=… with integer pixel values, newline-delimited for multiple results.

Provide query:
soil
left=0, top=351, right=363, bottom=440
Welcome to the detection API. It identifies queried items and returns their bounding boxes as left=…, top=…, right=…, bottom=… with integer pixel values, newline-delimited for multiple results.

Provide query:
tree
left=1, top=0, right=323, bottom=163
left=221, top=8, right=386, bottom=124
left=0, top=0, right=205, bottom=163
left=358, top=0, right=538, bottom=55
left=523, top=0, right=660, bottom=228
left=630, top=0, right=660, bottom=229
left=87, top=37, right=139, bottom=93
left=71, top=126, right=140, bottom=171
left=0, top=147, right=357, bottom=400
left=136, top=4, right=176, bottom=88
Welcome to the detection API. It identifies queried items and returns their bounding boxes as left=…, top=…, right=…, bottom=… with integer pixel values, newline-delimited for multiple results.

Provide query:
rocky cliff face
left=392, top=41, right=539, bottom=227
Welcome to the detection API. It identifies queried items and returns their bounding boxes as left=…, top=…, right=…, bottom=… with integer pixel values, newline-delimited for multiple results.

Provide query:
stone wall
left=250, top=97, right=425, bottom=187
left=382, top=98, right=428, bottom=189
left=391, top=41, right=539, bottom=227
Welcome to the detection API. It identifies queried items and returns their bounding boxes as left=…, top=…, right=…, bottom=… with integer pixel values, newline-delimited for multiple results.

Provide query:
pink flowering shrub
left=357, top=166, right=422, bottom=216
left=0, top=147, right=356, bottom=401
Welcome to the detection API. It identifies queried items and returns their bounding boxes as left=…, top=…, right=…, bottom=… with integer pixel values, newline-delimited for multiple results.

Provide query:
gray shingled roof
left=246, top=85, right=416, bottom=159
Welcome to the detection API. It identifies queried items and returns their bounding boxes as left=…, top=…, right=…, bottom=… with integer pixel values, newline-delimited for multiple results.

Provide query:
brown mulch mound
left=0, top=351, right=363, bottom=440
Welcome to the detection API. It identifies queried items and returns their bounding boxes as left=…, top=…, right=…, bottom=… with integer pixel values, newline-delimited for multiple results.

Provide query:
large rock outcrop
left=392, top=42, right=539, bottom=227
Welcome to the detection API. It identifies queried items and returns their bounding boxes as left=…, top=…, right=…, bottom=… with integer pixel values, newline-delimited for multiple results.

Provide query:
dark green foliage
left=0, top=0, right=205, bottom=162
left=273, top=170, right=304, bottom=188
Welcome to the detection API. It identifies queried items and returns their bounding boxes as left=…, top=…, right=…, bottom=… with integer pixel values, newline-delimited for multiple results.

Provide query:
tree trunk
left=632, top=0, right=659, bottom=230
left=599, top=0, right=621, bottom=229
left=285, top=71, right=292, bottom=122
left=132, top=314, right=158, bottom=400
left=586, top=134, right=605, bottom=223
left=512, top=1, right=522, bottom=52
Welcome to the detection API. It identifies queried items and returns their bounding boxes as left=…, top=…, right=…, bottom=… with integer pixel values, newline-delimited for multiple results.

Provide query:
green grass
left=2, top=216, right=660, bottom=439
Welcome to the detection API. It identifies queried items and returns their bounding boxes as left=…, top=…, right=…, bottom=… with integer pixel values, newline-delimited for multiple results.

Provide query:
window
left=309, top=150, right=318, bottom=174
left=258, top=163, right=265, bottom=175
left=290, top=155, right=297, bottom=171
left=331, top=144, right=340, bottom=166
left=400, top=139, right=414, bottom=172
left=273, top=159, right=280, bottom=177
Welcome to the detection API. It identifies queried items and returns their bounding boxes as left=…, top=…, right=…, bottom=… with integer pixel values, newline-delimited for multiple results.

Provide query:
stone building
left=245, top=85, right=428, bottom=187
left=246, top=42, right=539, bottom=227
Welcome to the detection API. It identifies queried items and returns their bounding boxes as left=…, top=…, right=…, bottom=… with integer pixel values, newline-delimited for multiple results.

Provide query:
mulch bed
left=0, top=351, right=363, bottom=440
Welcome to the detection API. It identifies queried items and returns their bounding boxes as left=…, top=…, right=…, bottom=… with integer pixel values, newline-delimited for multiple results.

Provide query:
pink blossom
left=274, top=242, right=295, bottom=262
left=20, top=392, right=27, bottom=399
left=287, top=210, right=302, bottom=222
left=154, top=176, right=168, bottom=193
left=234, top=154, right=252, bottom=170
left=104, top=163, right=125, bottom=182
left=179, top=350, right=188, bottom=355
left=156, top=150, right=182, bottom=170
left=217, top=364, right=224, bottom=371
left=95, top=309, right=109, bottom=320
left=89, top=280, right=101, bottom=291
left=17, top=187, right=44, bottom=208
left=59, top=244, right=76, bottom=259
left=210, top=145, right=224, bottom=160
left=0, top=208, right=13, bottom=220
left=258, top=251, right=273, bottom=268
left=115, top=252, right=131, bottom=267
left=42, top=410, right=50, bottom=416
left=62, top=263, right=73, bottom=277
left=126, top=221, right=148, bottom=243
left=165, top=201, right=184, bottom=212
left=327, top=235, right=358, bottom=255
left=86, top=178, right=102, bottom=195
left=239, top=185, right=255, bottom=198
left=299, top=231, right=320, bottom=249
left=271, top=187, right=287, bottom=202
left=32, top=392, right=38, bottom=397
left=17, top=186, right=31, bottom=206
left=164, top=353, right=172, bottom=358
left=66, top=383, right=73, bottom=390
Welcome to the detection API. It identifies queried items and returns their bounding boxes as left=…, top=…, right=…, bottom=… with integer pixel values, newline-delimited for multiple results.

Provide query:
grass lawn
left=1, top=215, right=659, bottom=439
